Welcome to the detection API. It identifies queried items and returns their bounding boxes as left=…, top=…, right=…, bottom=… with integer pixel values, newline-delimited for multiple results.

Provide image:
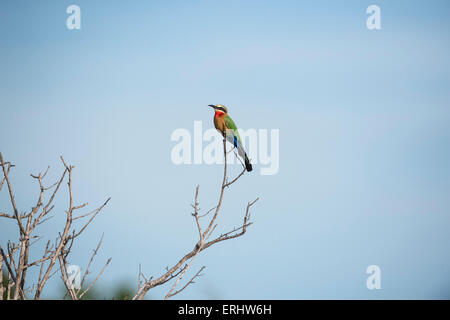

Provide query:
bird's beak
left=208, top=104, right=216, bottom=109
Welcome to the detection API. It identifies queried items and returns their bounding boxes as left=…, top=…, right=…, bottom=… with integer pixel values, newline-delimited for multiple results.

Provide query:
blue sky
left=1, top=0, right=450, bottom=299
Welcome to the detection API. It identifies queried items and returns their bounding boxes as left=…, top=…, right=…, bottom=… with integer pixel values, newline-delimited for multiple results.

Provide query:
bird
left=208, top=104, right=253, bottom=172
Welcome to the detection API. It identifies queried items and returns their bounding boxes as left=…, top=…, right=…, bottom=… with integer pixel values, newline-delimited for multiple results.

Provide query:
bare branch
left=58, top=254, right=77, bottom=300
left=78, top=257, right=112, bottom=299
left=165, top=266, right=206, bottom=299
left=0, top=212, right=14, bottom=219
left=201, top=139, right=229, bottom=239
left=0, top=245, right=26, bottom=299
left=77, top=234, right=105, bottom=295
left=0, top=246, right=17, bottom=284
left=0, top=152, right=26, bottom=236
left=224, top=167, right=246, bottom=188
left=134, top=137, right=257, bottom=300
left=72, top=198, right=110, bottom=239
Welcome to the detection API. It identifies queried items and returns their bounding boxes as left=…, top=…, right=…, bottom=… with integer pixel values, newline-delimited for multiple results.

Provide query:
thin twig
left=165, top=266, right=206, bottom=299
left=78, top=258, right=112, bottom=299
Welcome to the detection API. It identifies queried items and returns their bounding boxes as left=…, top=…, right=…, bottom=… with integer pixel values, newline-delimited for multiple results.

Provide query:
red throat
left=214, top=110, right=225, bottom=118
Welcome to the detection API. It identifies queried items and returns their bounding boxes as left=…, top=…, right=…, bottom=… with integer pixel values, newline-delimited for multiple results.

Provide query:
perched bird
left=208, top=104, right=253, bottom=172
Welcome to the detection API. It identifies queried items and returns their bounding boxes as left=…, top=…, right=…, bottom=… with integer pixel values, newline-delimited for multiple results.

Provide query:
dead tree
left=0, top=137, right=257, bottom=300
left=0, top=152, right=110, bottom=300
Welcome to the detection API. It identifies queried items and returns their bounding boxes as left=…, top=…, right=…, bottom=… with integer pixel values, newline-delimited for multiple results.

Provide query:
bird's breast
left=213, top=115, right=227, bottom=133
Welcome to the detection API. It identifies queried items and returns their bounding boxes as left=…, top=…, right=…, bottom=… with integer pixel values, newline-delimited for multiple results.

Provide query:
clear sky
left=1, top=0, right=449, bottom=299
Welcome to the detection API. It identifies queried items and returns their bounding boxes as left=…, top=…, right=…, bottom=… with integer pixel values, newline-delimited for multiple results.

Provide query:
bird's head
left=208, top=104, right=228, bottom=115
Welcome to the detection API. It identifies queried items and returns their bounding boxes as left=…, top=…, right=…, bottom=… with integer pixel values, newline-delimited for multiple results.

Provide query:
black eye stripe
left=216, top=107, right=226, bottom=112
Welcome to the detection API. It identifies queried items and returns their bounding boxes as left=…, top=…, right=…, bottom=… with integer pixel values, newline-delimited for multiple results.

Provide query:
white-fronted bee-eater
left=208, top=104, right=253, bottom=172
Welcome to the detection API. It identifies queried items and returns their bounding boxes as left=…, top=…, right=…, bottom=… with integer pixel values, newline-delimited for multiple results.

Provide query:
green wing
left=224, top=115, right=243, bottom=146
